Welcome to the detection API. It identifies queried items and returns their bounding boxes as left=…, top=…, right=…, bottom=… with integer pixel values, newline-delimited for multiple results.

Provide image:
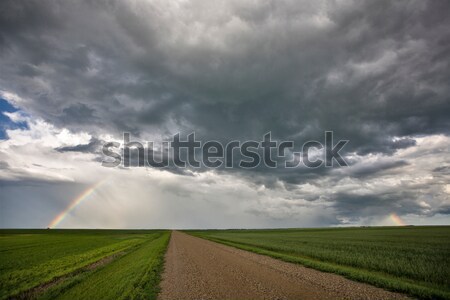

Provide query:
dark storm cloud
left=0, top=0, right=449, bottom=225
left=1, top=0, right=449, bottom=146
left=1, top=0, right=448, bottom=149
left=60, top=103, right=98, bottom=126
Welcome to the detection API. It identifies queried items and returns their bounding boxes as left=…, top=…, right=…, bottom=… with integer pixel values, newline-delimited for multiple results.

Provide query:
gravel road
left=158, top=231, right=409, bottom=300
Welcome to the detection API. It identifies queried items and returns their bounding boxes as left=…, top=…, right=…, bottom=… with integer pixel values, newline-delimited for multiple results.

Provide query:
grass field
left=189, top=226, right=450, bottom=300
left=0, top=229, right=170, bottom=300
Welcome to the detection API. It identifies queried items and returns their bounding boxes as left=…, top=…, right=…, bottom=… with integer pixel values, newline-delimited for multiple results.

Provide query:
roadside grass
left=0, top=230, right=168, bottom=299
left=39, top=231, right=170, bottom=300
left=188, top=226, right=450, bottom=300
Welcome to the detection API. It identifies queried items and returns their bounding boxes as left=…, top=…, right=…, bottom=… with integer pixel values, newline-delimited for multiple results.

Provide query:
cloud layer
left=0, top=0, right=449, bottom=228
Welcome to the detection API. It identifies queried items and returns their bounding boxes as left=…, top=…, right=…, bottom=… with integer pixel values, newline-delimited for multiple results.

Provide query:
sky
left=0, top=0, right=449, bottom=229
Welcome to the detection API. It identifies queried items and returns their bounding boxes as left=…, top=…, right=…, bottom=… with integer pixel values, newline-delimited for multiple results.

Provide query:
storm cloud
left=0, top=0, right=449, bottom=228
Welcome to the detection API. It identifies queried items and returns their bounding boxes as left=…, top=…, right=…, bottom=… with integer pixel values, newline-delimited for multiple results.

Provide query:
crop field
left=0, top=229, right=170, bottom=300
left=1, top=227, right=449, bottom=300
left=189, top=226, right=450, bottom=299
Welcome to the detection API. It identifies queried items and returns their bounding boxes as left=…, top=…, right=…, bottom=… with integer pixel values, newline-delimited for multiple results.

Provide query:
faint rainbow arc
left=48, top=179, right=107, bottom=228
left=390, top=213, right=406, bottom=226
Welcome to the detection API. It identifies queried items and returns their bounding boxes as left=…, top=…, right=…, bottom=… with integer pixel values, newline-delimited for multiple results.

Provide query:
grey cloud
left=1, top=0, right=449, bottom=148
left=344, top=160, right=409, bottom=178
left=330, top=174, right=450, bottom=222
left=0, top=161, right=10, bottom=169
left=331, top=192, right=424, bottom=221
left=60, top=103, right=98, bottom=126
left=436, top=205, right=450, bottom=215
left=433, top=166, right=450, bottom=174
left=56, top=137, right=103, bottom=153
left=0, top=0, right=449, bottom=227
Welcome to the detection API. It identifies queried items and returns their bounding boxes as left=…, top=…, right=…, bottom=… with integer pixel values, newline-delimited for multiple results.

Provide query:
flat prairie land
left=1, top=227, right=448, bottom=300
left=0, top=229, right=170, bottom=300
left=188, top=226, right=450, bottom=299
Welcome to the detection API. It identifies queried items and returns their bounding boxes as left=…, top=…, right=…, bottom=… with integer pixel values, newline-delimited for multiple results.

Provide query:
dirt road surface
left=158, top=231, right=409, bottom=300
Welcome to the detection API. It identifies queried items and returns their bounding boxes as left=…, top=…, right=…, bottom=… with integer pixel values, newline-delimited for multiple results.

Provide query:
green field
left=1, top=227, right=449, bottom=300
left=189, top=226, right=450, bottom=299
left=0, top=229, right=170, bottom=300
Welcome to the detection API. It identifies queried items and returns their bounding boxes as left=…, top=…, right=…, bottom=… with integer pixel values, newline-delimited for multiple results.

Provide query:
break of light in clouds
left=0, top=0, right=449, bottom=228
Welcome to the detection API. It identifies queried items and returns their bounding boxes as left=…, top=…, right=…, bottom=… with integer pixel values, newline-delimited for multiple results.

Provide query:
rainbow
left=390, top=213, right=406, bottom=226
left=48, top=179, right=107, bottom=228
